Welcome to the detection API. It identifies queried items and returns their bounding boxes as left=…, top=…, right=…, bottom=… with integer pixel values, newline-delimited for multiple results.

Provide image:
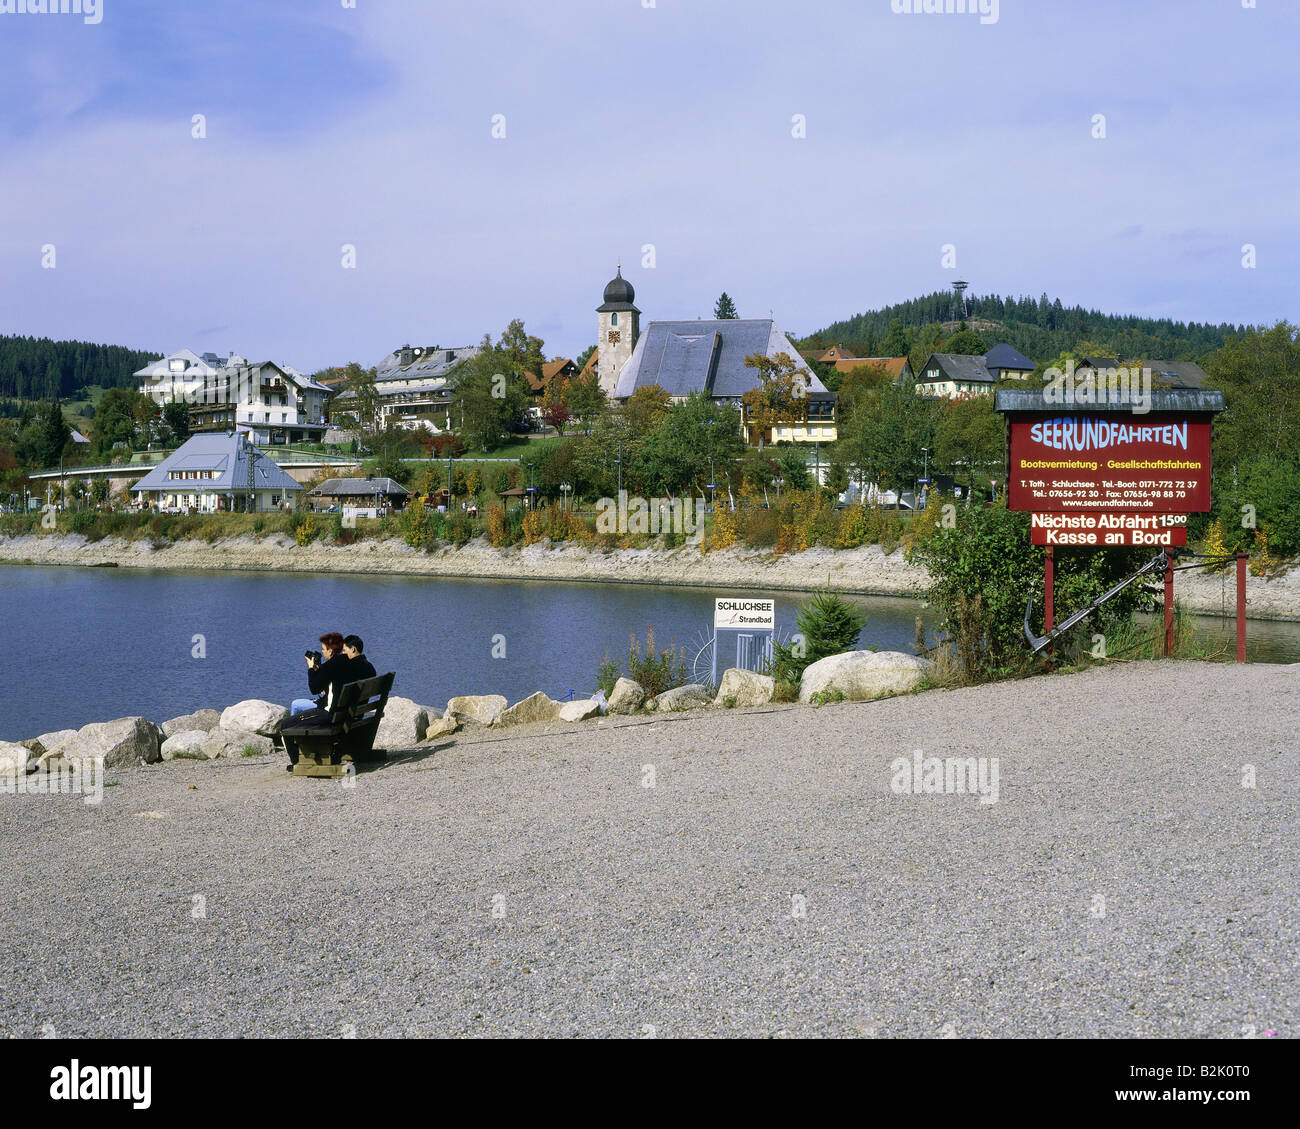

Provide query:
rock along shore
left=1, top=531, right=1298, bottom=621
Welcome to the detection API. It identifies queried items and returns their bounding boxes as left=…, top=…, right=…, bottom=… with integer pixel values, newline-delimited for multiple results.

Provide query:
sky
left=1, top=0, right=1296, bottom=372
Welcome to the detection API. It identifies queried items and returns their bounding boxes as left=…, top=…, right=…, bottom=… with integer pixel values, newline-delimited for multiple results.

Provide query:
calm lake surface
left=2, top=566, right=1296, bottom=741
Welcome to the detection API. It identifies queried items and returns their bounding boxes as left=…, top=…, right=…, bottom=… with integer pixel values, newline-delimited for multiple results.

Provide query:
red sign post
left=997, top=392, right=1228, bottom=660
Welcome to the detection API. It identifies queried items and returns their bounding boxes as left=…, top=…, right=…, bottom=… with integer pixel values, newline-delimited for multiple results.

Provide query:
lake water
left=2, top=566, right=1296, bottom=741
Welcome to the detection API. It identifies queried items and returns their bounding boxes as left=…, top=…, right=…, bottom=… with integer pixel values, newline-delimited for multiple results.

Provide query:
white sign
left=714, top=597, right=775, bottom=630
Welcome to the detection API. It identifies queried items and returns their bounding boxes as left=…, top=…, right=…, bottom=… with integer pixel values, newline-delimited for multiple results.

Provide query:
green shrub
left=448, top=512, right=472, bottom=547
left=809, top=688, right=846, bottom=707
left=626, top=625, right=689, bottom=697
left=68, top=510, right=97, bottom=536
left=596, top=654, right=620, bottom=697
left=595, top=626, right=689, bottom=699
left=909, top=502, right=1158, bottom=682
left=770, top=590, right=865, bottom=685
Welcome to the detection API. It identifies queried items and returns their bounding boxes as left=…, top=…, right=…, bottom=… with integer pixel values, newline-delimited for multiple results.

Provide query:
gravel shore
left=3, top=661, right=1296, bottom=1038
left=2, top=532, right=1298, bottom=620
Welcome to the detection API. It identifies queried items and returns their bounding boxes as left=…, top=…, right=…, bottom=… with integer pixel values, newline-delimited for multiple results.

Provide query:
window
left=611, top=312, right=618, bottom=325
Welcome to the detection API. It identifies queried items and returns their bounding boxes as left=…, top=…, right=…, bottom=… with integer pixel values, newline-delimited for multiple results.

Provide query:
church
left=591, top=268, right=837, bottom=446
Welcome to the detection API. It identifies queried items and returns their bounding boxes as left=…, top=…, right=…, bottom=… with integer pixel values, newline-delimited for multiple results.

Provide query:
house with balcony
left=332, top=343, right=482, bottom=432
left=136, top=349, right=332, bottom=444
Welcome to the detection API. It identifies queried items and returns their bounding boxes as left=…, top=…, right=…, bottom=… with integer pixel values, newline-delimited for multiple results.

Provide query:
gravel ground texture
left=2, top=661, right=1296, bottom=1039
left=2, top=532, right=1298, bottom=620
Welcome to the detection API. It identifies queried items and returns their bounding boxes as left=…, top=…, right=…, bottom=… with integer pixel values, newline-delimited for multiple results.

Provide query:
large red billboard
left=1007, top=413, right=1212, bottom=513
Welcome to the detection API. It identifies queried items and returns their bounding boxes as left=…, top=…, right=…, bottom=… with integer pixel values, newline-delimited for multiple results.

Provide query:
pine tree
left=713, top=292, right=739, bottom=320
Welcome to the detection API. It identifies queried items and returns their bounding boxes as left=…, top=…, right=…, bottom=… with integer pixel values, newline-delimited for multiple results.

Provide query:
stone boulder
left=0, top=741, right=31, bottom=775
left=445, top=695, right=507, bottom=728
left=557, top=698, right=602, bottom=723
left=374, top=697, right=430, bottom=750
left=798, top=650, right=934, bottom=704
left=160, top=729, right=215, bottom=761
left=497, top=691, right=560, bottom=728
left=607, top=678, right=645, bottom=716
left=714, top=669, right=774, bottom=709
left=421, top=715, right=461, bottom=742
left=651, top=684, right=713, bottom=713
left=202, top=728, right=275, bottom=759
left=39, top=717, right=161, bottom=769
left=220, top=700, right=290, bottom=737
left=161, top=709, right=222, bottom=739
left=20, top=730, right=76, bottom=759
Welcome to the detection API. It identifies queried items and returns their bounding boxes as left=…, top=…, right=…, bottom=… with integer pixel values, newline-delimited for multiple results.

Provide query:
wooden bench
left=281, top=672, right=395, bottom=778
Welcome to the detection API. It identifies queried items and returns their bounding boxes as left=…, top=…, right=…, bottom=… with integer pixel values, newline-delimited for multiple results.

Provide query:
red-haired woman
left=281, top=632, right=347, bottom=767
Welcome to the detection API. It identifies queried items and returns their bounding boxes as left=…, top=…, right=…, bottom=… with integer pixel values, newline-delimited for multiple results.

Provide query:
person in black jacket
left=341, top=635, right=377, bottom=683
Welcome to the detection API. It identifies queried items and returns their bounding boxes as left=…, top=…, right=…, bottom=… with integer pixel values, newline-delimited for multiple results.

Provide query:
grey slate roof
left=130, top=433, right=304, bottom=494
left=373, top=345, right=480, bottom=385
left=612, top=319, right=827, bottom=400
left=984, top=343, right=1035, bottom=372
left=918, top=353, right=994, bottom=384
left=310, top=477, right=410, bottom=497
left=1080, top=357, right=1209, bottom=389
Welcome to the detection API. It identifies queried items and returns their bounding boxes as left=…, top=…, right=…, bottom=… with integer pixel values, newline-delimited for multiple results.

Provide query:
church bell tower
left=596, top=266, right=640, bottom=396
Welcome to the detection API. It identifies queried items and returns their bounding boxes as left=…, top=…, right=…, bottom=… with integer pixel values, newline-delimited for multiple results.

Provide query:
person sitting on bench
left=282, top=632, right=351, bottom=767
left=341, top=635, right=377, bottom=683
left=290, top=632, right=347, bottom=716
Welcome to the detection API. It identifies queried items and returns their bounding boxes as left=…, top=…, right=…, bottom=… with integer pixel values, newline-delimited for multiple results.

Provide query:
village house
left=129, top=432, right=304, bottom=513
left=136, top=349, right=332, bottom=445
left=914, top=344, right=1036, bottom=399
left=523, top=359, right=578, bottom=400
left=333, top=344, right=482, bottom=432
left=832, top=355, right=914, bottom=382
left=595, top=270, right=837, bottom=445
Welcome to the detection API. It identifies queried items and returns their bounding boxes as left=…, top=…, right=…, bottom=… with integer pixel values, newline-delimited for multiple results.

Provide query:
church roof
left=612, top=319, right=829, bottom=400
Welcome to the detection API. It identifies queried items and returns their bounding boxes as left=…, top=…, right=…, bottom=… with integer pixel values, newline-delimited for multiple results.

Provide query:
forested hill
left=804, top=290, right=1250, bottom=362
left=0, top=335, right=162, bottom=400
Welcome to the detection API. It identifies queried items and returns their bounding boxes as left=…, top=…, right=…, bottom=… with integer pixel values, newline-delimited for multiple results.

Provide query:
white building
left=136, top=349, right=332, bottom=445
left=129, top=432, right=304, bottom=513
left=330, top=344, right=481, bottom=433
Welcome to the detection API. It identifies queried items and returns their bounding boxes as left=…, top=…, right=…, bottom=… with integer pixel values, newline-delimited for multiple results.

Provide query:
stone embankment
left=1, top=531, right=1298, bottom=620
left=0, top=652, right=934, bottom=774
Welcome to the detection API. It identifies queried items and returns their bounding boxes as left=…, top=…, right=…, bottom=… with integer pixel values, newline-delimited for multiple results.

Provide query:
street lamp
left=560, top=482, right=572, bottom=511
left=527, top=461, right=536, bottom=510
left=774, top=476, right=784, bottom=501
